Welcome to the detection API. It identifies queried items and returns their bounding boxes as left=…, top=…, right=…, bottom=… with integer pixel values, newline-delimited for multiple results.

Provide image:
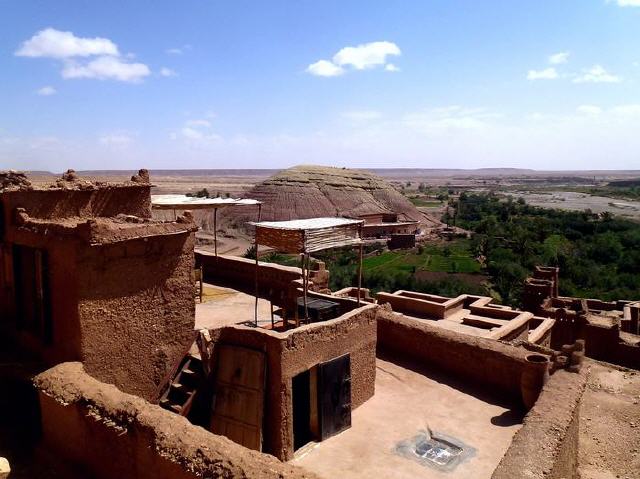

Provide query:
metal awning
left=151, top=194, right=262, bottom=256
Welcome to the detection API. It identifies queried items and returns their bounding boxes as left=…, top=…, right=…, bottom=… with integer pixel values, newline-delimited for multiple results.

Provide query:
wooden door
left=210, top=345, right=265, bottom=451
left=319, top=354, right=352, bottom=440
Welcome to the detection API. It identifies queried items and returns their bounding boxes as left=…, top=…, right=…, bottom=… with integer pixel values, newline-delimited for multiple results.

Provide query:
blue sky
left=1, top=0, right=639, bottom=172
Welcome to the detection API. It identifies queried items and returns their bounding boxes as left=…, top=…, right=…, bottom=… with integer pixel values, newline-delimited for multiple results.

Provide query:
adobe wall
left=202, top=304, right=378, bottom=460
left=34, top=362, right=318, bottom=479
left=77, top=231, right=196, bottom=402
left=0, top=230, right=82, bottom=365
left=0, top=185, right=151, bottom=221
left=376, top=309, right=534, bottom=402
left=491, top=368, right=588, bottom=479
left=196, top=252, right=303, bottom=308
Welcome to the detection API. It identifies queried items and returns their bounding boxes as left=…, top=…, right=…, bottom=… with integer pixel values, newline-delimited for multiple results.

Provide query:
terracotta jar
left=521, top=354, right=550, bottom=410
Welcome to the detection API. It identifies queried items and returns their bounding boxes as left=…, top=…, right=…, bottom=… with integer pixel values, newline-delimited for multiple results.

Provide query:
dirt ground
left=292, top=357, right=522, bottom=479
left=578, top=361, right=640, bottom=479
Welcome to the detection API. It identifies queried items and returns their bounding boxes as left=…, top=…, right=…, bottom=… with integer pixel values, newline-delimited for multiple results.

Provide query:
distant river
left=505, top=191, right=640, bottom=221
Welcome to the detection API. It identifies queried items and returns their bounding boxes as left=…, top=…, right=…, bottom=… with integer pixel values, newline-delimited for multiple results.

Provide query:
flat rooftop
left=195, top=283, right=284, bottom=329
left=291, top=357, right=523, bottom=479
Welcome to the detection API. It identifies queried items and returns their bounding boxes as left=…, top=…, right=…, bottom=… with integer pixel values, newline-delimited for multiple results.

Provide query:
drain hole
left=413, top=437, right=463, bottom=466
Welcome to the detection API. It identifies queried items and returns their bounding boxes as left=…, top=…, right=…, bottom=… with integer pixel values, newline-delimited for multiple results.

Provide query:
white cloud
left=404, top=106, right=497, bottom=134
left=333, top=41, right=401, bottom=70
left=306, top=60, right=344, bottom=77
left=172, top=119, right=221, bottom=143
left=527, top=67, right=558, bottom=80
left=577, top=105, right=602, bottom=115
left=99, top=133, right=133, bottom=147
left=341, top=110, right=383, bottom=121
left=549, top=51, right=570, bottom=65
left=610, top=104, right=640, bottom=116
left=573, top=65, right=621, bottom=83
left=610, top=0, right=640, bottom=6
left=16, top=28, right=150, bottom=83
left=307, top=41, right=400, bottom=77
left=62, top=56, right=150, bottom=82
left=36, top=86, right=57, bottom=96
left=185, top=119, right=211, bottom=127
left=160, top=67, right=177, bottom=77
left=15, top=28, right=119, bottom=58
left=166, top=45, right=191, bottom=55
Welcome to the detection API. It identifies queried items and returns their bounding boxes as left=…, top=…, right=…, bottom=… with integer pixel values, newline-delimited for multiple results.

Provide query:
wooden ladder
left=159, top=354, right=204, bottom=416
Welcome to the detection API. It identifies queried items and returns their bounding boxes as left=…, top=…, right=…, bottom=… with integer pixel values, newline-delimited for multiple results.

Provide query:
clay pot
left=521, top=354, right=550, bottom=410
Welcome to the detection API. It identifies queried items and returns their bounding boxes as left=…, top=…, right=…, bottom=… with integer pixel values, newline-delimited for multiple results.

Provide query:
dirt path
left=578, top=361, right=640, bottom=479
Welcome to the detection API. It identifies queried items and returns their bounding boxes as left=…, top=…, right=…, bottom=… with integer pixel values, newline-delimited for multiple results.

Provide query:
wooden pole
left=213, top=207, right=218, bottom=257
left=254, top=234, right=259, bottom=327
left=304, top=253, right=309, bottom=323
left=357, top=242, right=363, bottom=306
left=297, top=253, right=304, bottom=328
left=253, top=204, right=262, bottom=328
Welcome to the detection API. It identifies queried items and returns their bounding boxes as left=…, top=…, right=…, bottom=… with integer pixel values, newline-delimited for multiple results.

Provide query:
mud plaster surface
left=578, top=361, right=640, bottom=479
left=34, top=362, right=319, bottom=479
left=292, top=357, right=522, bottom=479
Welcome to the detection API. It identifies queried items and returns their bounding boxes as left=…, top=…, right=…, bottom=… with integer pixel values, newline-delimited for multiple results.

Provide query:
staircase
left=159, top=354, right=204, bottom=416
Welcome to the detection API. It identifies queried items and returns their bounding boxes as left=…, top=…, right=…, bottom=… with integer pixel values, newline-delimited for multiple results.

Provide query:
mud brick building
left=0, top=170, right=197, bottom=401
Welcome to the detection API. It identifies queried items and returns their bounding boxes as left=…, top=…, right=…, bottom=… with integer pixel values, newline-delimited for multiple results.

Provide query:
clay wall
left=491, top=369, right=588, bottom=479
left=196, top=252, right=302, bottom=308
left=0, top=185, right=151, bottom=222
left=34, top=362, right=318, bottom=479
left=202, top=304, right=377, bottom=460
left=0, top=231, right=82, bottom=365
left=361, top=223, right=417, bottom=238
left=377, top=291, right=450, bottom=318
left=376, top=310, right=535, bottom=402
left=77, top=231, right=196, bottom=402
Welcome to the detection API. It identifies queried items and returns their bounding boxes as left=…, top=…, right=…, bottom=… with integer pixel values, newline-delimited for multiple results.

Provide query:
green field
left=362, top=240, right=481, bottom=274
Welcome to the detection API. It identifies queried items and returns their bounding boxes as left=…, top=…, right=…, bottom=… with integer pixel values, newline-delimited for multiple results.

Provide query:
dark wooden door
left=319, top=354, right=351, bottom=440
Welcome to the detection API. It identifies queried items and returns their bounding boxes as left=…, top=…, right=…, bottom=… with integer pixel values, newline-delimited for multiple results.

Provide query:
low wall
left=196, top=252, right=302, bottom=308
left=34, top=362, right=317, bottom=479
left=377, top=310, right=537, bottom=402
left=202, top=304, right=378, bottom=460
left=377, top=291, right=449, bottom=318
left=492, top=368, right=588, bottom=479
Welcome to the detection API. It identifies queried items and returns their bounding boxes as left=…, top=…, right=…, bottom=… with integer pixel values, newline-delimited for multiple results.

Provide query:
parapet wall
left=1, top=184, right=151, bottom=222
left=492, top=368, right=588, bottom=479
left=197, top=252, right=302, bottom=308
left=376, top=309, right=534, bottom=402
left=34, top=362, right=317, bottom=479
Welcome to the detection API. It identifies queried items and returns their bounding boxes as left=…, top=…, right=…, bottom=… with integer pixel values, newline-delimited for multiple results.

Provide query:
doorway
left=12, top=245, right=52, bottom=344
left=292, top=369, right=313, bottom=451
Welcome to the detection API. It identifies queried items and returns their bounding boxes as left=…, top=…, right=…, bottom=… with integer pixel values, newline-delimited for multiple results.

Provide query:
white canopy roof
left=249, top=217, right=362, bottom=231
left=151, top=194, right=261, bottom=210
left=250, top=217, right=364, bottom=253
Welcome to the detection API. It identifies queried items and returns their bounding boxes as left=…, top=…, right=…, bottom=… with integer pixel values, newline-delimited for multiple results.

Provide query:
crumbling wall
left=1, top=185, right=151, bottom=221
left=201, top=304, right=377, bottom=461
left=77, top=232, right=196, bottom=402
left=491, top=368, right=588, bottom=479
left=376, top=309, right=533, bottom=401
left=34, top=362, right=318, bottom=479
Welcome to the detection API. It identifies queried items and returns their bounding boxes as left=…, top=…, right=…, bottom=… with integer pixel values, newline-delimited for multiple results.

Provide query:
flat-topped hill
left=242, top=165, right=426, bottom=222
